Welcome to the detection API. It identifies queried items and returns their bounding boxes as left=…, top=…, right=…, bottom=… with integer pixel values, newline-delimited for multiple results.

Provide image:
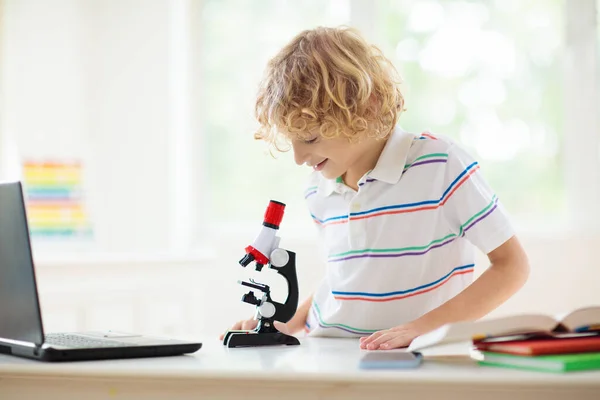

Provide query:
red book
left=475, top=336, right=600, bottom=356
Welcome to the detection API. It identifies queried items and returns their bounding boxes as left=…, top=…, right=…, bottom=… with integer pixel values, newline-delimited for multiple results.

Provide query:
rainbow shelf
left=22, top=161, right=93, bottom=238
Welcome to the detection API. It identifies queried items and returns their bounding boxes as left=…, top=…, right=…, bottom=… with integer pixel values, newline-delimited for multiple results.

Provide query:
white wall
left=0, top=0, right=88, bottom=172
left=83, top=0, right=173, bottom=254
left=0, top=0, right=199, bottom=256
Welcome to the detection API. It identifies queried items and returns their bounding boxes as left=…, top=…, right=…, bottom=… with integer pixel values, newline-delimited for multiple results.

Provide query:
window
left=376, top=0, right=565, bottom=228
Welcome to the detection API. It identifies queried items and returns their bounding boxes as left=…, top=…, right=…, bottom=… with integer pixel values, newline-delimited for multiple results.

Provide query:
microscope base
left=224, top=330, right=300, bottom=348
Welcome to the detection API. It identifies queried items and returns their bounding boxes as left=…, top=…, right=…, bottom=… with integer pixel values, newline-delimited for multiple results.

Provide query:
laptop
left=0, top=181, right=202, bottom=361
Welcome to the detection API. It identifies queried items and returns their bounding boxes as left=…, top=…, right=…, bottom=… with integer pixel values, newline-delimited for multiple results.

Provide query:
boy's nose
left=292, top=142, right=309, bottom=166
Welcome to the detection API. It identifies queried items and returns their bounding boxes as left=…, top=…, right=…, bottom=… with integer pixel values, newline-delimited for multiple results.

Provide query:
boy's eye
left=304, top=137, right=319, bottom=144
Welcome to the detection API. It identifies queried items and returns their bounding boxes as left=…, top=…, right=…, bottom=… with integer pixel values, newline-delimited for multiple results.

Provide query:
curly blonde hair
left=254, top=26, right=405, bottom=150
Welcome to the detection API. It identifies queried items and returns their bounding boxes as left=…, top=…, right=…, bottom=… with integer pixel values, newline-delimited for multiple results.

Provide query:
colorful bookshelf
left=22, top=160, right=93, bottom=238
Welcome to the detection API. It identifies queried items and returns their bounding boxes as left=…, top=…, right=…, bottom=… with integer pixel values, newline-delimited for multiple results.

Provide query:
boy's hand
left=219, top=319, right=291, bottom=340
left=359, top=322, right=422, bottom=350
left=219, top=318, right=258, bottom=340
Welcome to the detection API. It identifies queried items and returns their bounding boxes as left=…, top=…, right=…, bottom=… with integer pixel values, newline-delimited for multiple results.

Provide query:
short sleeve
left=441, top=143, right=515, bottom=254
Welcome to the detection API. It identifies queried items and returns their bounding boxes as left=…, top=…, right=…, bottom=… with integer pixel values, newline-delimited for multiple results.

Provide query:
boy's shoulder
left=408, top=131, right=462, bottom=158
left=407, top=130, right=480, bottom=169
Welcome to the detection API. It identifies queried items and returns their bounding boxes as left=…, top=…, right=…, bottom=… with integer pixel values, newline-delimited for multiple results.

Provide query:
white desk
left=1, top=337, right=599, bottom=400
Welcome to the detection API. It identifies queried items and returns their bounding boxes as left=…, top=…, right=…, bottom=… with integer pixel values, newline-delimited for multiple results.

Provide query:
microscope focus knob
left=270, top=248, right=289, bottom=268
left=258, top=302, right=276, bottom=319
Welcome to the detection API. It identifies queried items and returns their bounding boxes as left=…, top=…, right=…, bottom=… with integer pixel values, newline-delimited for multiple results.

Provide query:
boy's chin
left=319, top=169, right=338, bottom=180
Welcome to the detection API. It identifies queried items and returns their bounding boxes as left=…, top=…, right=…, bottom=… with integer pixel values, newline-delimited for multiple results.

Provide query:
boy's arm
left=416, top=235, right=529, bottom=330
left=360, top=235, right=530, bottom=350
left=284, top=294, right=314, bottom=335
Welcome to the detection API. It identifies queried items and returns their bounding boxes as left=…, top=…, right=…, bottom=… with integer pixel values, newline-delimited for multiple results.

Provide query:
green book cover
left=477, top=351, right=600, bottom=373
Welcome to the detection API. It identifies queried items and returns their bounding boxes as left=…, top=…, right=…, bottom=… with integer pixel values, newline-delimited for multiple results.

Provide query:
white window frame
left=563, top=0, right=600, bottom=234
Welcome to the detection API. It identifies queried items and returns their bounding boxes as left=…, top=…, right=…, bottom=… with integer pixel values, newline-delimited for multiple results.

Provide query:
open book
left=408, top=306, right=600, bottom=352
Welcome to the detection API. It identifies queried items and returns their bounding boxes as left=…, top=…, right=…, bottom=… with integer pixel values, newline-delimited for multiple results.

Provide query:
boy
left=222, top=26, right=529, bottom=350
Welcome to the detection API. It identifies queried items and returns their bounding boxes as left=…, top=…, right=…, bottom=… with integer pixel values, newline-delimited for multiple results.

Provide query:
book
left=407, top=306, right=600, bottom=352
left=474, top=334, right=600, bottom=356
left=473, top=351, right=600, bottom=373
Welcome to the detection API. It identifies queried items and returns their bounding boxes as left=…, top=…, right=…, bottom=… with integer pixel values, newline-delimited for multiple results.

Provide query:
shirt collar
left=368, top=126, right=415, bottom=184
left=318, top=126, right=415, bottom=196
left=318, top=175, right=343, bottom=197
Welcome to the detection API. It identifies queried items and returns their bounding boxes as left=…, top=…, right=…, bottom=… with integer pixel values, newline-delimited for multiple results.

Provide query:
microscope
left=222, top=200, right=301, bottom=348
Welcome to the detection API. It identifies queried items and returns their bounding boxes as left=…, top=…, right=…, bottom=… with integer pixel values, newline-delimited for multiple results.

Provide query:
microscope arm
left=270, top=250, right=299, bottom=323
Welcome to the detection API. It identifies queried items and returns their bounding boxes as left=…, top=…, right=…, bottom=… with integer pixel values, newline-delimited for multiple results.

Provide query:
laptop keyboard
left=44, top=333, right=130, bottom=349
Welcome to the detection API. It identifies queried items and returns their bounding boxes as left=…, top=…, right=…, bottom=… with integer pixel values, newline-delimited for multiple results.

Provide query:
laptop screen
left=0, top=181, right=44, bottom=345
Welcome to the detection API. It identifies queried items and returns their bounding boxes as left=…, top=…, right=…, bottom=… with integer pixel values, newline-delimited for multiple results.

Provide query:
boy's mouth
left=313, top=159, right=328, bottom=171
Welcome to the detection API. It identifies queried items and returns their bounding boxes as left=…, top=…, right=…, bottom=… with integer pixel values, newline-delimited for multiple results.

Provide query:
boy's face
left=290, top=131, right=372, bottom=181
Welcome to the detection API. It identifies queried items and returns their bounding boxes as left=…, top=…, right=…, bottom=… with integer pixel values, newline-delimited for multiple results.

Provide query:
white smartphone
left=358, top=351, right=423, bottom=369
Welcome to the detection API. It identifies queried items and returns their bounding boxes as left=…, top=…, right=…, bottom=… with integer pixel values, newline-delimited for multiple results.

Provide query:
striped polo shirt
left=303, top=126, right=515, bottom=337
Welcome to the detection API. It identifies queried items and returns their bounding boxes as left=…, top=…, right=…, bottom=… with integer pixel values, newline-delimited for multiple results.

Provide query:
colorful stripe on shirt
left=310, top=302, right=380, bottom=335
left=312, top=161, right=480, bottom=226
left=304, top=186, right=318, bottom=199
left=332, top=264, right=474, bottom=302
left=403, top=153, right=448, bottom=171
left=327, top=195, right=498, bottom=263
left=358, top=178, right=376, bottom=187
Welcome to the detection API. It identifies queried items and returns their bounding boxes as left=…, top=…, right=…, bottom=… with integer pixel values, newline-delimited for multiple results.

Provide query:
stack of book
left=408, top=306, right=600, bottom=373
